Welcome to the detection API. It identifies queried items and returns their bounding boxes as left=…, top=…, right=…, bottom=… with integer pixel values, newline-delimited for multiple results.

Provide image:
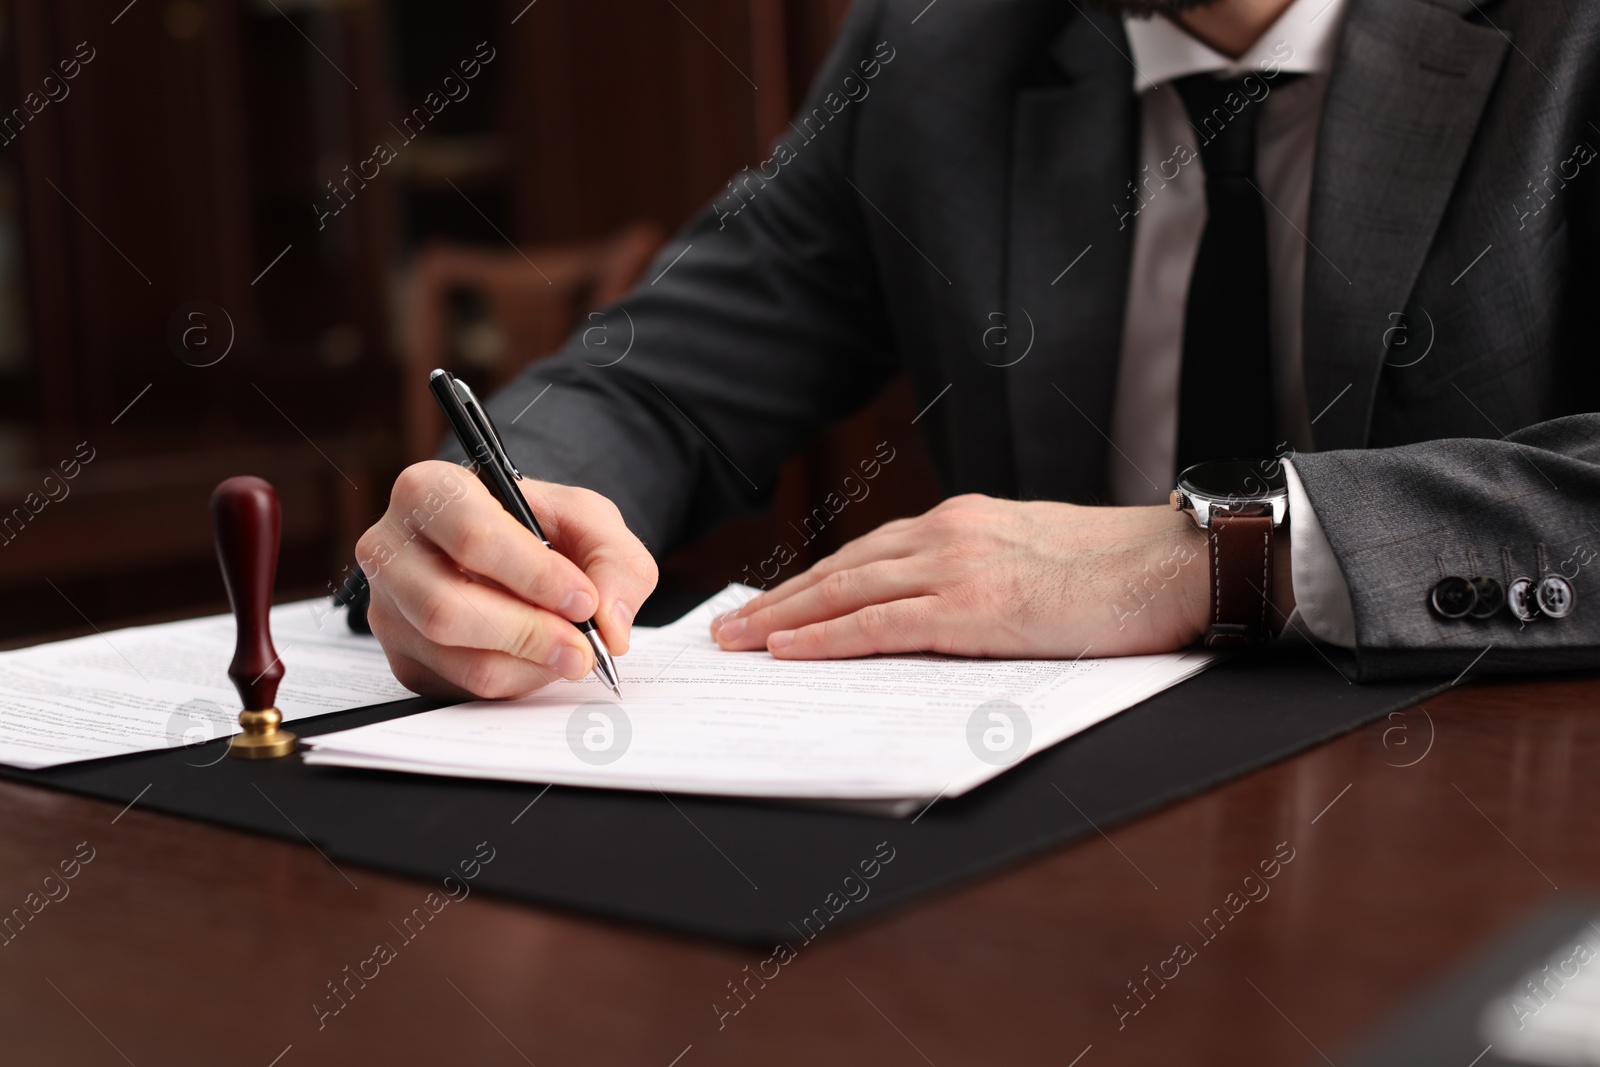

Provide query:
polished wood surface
left=0, top=670, right=1594, bottom=1065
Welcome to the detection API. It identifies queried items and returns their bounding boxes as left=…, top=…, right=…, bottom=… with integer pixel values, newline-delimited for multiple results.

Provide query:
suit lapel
left=1003, top=11, right=1137, bottom=502
left=1302, top=0, right=1508, bottom=449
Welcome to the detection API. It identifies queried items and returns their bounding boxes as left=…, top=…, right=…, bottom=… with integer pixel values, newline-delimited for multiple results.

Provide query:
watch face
left=1177, top=459, right=1286, bottom=501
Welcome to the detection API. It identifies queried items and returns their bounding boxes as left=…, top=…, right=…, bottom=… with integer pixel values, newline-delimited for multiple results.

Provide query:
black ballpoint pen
left=428, top=368, right=623, bottom=697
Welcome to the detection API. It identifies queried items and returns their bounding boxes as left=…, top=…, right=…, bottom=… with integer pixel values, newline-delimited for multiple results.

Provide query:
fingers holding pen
left=396, top=463, right=601, bottom=623
left=377, top=542, right=596, bottom=680
left=370, top=456, right=658, bottom=700
left=525, top=482, right=659, bottom=655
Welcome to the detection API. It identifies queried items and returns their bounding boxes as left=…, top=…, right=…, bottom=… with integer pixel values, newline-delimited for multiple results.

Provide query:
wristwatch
left=1171, top=459, right=1288, bottom=647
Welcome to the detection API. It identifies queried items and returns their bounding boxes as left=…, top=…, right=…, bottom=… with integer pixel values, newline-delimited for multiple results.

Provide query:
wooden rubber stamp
left=212, top=475, right=297, bottom=759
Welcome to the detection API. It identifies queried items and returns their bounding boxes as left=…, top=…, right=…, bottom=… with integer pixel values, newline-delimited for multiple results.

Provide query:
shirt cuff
left=1282, top=459, right=1357, bottom=649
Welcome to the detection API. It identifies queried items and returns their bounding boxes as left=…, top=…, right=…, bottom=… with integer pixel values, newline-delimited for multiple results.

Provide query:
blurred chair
left=397, top=221, right=665, bottom=463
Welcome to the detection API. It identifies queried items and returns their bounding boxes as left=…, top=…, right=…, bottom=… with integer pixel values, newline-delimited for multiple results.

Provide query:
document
left=304, top=587, right=1216, bottom=809
left=0, top=601, right=412, bottom=769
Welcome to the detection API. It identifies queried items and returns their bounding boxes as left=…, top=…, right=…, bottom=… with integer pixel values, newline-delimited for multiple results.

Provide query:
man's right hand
left=356, top=461, right=658, bottom=700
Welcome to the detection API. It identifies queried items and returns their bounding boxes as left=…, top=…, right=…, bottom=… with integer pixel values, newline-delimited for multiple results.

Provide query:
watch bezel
left=1171, top=459, right=1289, bottom=528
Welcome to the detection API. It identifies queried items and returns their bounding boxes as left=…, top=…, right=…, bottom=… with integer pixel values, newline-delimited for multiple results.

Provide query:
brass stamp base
left=227, top=706, right=297, bottom=760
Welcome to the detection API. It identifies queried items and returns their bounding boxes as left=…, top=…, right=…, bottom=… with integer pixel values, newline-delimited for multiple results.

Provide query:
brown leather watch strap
left=1205, top=504, right=1275, bottom=647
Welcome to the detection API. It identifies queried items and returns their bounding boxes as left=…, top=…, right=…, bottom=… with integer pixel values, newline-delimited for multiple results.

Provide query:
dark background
left=0, top=0, right=942, bottom=643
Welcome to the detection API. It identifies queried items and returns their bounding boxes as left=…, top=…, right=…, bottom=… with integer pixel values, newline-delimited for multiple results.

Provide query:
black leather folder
left=0, top=591, right=1447, bottom=944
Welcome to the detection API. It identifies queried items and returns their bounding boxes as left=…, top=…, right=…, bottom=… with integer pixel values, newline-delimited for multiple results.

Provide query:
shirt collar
left=1123, top=0, right=1350, bottom=93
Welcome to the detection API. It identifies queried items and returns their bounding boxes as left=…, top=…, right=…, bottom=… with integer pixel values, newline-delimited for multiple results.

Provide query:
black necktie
left=1171, top=73, right=1290, bottom=472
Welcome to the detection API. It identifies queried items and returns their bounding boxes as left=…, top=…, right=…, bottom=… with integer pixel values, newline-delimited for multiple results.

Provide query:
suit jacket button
left=1430, top=576, right=1476, bottom=619
left=1536, top=575, right=1576, bottom=618
left=1467, top=576, right=1505, bottom=618
left=1508, top=577, right=1539, bottom=622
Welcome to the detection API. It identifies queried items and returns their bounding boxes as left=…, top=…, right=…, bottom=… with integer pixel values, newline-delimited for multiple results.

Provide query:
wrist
left=1083, top=505, right=1211, bottom=654
left=1171, top=459, right=1289, bottom=646
left=1163, top=507, right=1212, bottom=644
left=1139, top=508, right=1209, bottom=646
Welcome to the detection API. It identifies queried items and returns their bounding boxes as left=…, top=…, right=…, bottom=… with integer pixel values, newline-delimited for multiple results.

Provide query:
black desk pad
left=1339, top=896, right=1599, bottom=1067
left=0, top=603, right=1449, bottom=945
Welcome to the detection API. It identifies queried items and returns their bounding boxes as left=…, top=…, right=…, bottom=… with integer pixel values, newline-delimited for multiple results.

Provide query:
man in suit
left=356, top=0, right=1600, bottom=697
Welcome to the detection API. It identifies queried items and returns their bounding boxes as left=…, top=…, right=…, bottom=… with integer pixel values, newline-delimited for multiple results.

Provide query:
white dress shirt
left=1106, top=0, right=1356, bottom=647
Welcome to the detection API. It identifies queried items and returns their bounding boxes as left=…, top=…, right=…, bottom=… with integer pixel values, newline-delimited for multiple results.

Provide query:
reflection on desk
left=0, top=666, right=1594, bottom=1063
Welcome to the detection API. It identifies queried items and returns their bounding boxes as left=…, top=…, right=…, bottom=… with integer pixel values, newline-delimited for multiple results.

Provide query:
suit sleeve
left=1289, top=413, right=1600, bottom=680
left=1282, top=460, right=1357, bottom=648
left=439, top=0, right=898, bottom=557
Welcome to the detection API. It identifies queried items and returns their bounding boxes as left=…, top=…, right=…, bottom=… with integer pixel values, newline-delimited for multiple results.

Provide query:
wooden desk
left=0, top=671, right=1593, bottom=1066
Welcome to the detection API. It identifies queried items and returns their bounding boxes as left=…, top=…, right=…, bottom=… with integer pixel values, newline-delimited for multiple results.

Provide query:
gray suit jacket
left=458, top=0, right=1600, bottom=681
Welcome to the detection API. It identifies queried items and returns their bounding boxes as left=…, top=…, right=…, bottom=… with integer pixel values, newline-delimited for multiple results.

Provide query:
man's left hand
left=710, top=495, right=1213, bottom=660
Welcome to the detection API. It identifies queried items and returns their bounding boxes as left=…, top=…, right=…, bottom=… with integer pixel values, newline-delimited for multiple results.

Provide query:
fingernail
left=545, top=645, right=584, bottom=678
left=768, top=629, right=794, bottom=651
left=612, top=600, right=634, bottom=630
left=718, top=616, right=747, bottom=640
left=558, top=590, right=595, bottom=618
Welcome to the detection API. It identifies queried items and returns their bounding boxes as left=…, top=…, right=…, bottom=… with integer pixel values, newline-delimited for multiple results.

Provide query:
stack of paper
left=304, top=587, right=1214, bottom=809
left=0, top=601, right=412, bottom=769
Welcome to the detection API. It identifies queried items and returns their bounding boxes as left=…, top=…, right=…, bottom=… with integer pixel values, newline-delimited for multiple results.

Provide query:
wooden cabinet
left=0, top=0, right=396, bottom=637
left=0, top=0, right=938, bottom=642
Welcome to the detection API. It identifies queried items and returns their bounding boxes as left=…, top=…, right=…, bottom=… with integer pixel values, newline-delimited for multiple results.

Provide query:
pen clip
left=430, top=369, right=496, bottom=472
left=453, top=379, right=524, bottom=481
